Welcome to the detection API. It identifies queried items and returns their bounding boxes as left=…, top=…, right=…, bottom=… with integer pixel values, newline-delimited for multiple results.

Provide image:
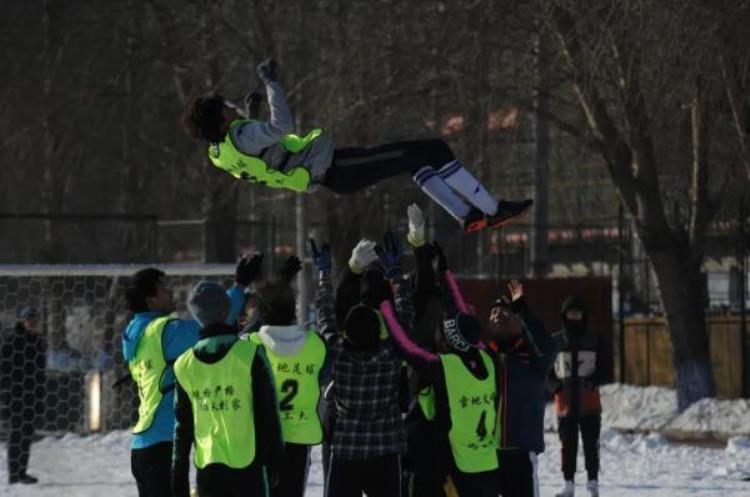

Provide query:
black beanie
left=442, top=312, right=482, bottom=353
left=343, top=304, right=381, bottom=352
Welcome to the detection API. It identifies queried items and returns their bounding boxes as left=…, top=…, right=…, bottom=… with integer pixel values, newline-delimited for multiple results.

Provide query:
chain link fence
left=0, top=265, right=237, bottom=439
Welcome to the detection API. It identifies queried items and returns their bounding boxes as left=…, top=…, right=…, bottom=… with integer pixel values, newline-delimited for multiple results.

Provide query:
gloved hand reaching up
left=236, top=253, right=264, bottom=286
left=348, top=239, right=378, bottom=274
left=306, top=239, right=332, bottom=277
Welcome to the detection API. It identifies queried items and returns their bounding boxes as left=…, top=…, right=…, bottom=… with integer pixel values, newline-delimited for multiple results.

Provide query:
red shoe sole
left=464, top=219, right=488, bottom=233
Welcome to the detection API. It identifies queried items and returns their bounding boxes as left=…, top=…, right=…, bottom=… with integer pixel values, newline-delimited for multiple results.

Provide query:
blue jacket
left=121, top=284, right=245, bottom=449
left=492, top=298, right=556, bottom=454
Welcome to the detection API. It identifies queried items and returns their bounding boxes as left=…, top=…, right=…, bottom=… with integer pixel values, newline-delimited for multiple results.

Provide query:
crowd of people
left=119, top=204, right=607, bottom=497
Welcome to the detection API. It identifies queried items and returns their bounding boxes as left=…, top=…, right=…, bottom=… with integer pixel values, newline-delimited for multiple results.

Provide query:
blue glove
left=379, top=230, right=403, bottom=278
left=306, top=239, right=332, bottom=277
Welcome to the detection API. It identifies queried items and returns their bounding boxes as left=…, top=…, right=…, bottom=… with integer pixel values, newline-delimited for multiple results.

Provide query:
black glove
left=276, top=255, right=302, bottom=283
left=236, top=253, right=263, bottom=286
left=257, top=58, right=278, bottom=85
left=430, top=241, right=447, bottom=273
left=243, top=90, right=263, bottom=118
left=306, top=239, right=332, bottom=277
left=379, top=230, right=404, bottom=278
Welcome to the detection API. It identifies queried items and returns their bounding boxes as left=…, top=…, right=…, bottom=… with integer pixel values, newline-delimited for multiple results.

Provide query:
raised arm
left=232, top=59, right=294, bottom=154
left=379, top=300, right=440, bottom=374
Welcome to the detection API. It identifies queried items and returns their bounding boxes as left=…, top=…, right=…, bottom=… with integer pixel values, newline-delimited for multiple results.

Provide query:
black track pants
left=196, top=462, right=269, bottom=497
left=558, top=414, right=601, bottom=482
left=7, top=416, right=34, bottom=481
left=131, top=442, right=173, bottom=497
left=272, top=443, right=311, bottom=497
left=323, top=140, right=455, bottom=194
left=497, top=449, right=539, bottom=497
left=325, top=453, right=402, bottom=497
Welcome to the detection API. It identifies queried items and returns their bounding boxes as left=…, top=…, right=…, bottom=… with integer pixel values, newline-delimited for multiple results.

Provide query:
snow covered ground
left=1, top=385, right=748, bottom=496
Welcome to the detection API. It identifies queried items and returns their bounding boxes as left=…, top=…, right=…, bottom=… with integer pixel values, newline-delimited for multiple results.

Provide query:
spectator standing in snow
left=549, top=296, right=608, bottom=497
left=0, top=307, right=46, bottom=485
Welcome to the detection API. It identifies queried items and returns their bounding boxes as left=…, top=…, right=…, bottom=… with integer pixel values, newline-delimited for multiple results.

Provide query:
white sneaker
left=587, top=480, right=599, bottom=497
left=555, top=481, right=575, bottom=497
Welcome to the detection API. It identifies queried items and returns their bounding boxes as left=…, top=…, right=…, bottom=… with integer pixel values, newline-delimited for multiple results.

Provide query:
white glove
left=407, top=203, right=426, bottom=247
left=348, top=239, right=379, bottom=273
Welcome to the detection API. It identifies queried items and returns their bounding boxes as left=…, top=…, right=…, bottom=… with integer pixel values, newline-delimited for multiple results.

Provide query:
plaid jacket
left=315, top=276, right=407, bottom=459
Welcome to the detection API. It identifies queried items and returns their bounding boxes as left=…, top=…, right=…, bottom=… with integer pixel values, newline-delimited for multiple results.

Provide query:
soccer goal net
left=0, top=264, right=236, bottom=437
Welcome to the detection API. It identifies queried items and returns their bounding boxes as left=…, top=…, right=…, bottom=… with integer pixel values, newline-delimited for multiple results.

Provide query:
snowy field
left=1, top=385, right=748, bottom=496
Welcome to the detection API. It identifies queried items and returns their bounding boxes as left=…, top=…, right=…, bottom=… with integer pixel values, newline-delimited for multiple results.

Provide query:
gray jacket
left=231, top=81, right=334, bottom=188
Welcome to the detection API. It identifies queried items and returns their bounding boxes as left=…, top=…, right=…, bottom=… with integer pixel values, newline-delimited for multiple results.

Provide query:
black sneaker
left=463, top=207, right=487, bottom=233
left=486, top=199, right=533, bottom=228
left=18, top=474, right=39, bottom=484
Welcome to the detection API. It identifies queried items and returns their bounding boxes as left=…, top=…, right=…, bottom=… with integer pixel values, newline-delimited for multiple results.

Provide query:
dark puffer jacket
left=548, top=296, right=608, bottom=418
left=0, top=323, right=47, bottom=420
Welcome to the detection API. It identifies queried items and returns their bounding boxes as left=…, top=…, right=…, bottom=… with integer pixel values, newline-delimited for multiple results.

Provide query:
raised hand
left=349, top=239, right=379, bottom=274
left=256, top=58, right=278, bottom=85
left=380, top=230, right=404, bottom=278
left=236, top=253, right=264, bottom=286
left=507, top=279, right=524, bottom=301
left=276, top=255, right=303, bottom=283
left=306, top=239, right=332, bottom=277
left=407, top=203, right=426, bottom=247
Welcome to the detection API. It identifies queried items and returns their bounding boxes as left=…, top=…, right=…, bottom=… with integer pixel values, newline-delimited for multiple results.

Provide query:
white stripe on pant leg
left=437, top=161, right=499, bottom=215
left=397, top=455, right=402, bottom=497
left=324, top=451, right=334, bottom=497
left=529, top=451, right=540, bottom=497
left=301, top=446, right=312, bottom=497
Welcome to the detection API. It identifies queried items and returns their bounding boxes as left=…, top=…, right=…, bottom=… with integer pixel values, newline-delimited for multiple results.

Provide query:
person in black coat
left=0, top=306, right=47, bottom=484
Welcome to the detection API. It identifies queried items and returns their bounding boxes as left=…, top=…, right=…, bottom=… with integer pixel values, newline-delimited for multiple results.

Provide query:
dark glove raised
left=256, top=58, right=278, bottom=85
left=236, top=253, right=264, bottom=286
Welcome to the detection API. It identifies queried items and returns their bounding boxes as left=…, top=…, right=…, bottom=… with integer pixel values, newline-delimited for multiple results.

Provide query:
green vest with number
left=420, top=350, right=499, bottom=473
left=129, top=316, right=176, bottom=434
left=249, top=332, right=325, bottom=445
left=173, top=340, right=258, bottom=469
left=208, top=119, right=323, bottom=193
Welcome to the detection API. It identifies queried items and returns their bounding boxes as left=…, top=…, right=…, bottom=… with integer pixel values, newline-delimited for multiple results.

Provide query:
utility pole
left=296, top=193, right=310, bottom=324
left=529, top=27, right=550, bottom=278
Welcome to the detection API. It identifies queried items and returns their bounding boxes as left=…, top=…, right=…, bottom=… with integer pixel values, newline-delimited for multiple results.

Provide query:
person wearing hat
left=122, top=257, right=255, bottom=497
left=548, top=297, right=608, bottom=497
left=313, top=245, right=407, bottom=497
left=378, top=242, right=501, bottom=497
left=0, top=306, right=46, bottom=484
left=487, top=281, right=556, bottom=497
left=172, top=280, right=283, bottom=497
left=180, top=58, right=532, bottom=234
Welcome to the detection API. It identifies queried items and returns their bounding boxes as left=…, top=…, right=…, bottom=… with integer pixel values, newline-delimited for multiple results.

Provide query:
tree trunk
left=649, top=247, right=715, bottom=410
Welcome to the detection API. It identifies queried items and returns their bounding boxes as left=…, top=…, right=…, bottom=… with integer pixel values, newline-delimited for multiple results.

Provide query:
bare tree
left=546, top=0, right=749, bottom=409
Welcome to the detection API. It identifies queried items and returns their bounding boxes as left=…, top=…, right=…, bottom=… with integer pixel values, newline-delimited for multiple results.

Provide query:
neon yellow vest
left=249, top=332, right=325, bottom=444
left=173, top=339, right=258, bottom=469
left=129, top=316, right=175, bottom=434
left=421, top=351, right=499, bottom=473
left=208, top=119, right=323, bottom=193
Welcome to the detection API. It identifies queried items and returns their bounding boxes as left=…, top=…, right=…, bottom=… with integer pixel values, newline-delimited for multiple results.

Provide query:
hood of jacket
left=257, top=324, right=308, bottom=357
left=122, top=311, right=164, bottom=362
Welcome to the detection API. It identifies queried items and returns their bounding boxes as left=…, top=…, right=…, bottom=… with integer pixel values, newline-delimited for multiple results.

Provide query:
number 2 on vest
left=279, top=379, right=299, bottom=411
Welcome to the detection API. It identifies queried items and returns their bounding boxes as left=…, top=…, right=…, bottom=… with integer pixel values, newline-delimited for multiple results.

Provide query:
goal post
left=0, top=264, right=237, bottom=436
